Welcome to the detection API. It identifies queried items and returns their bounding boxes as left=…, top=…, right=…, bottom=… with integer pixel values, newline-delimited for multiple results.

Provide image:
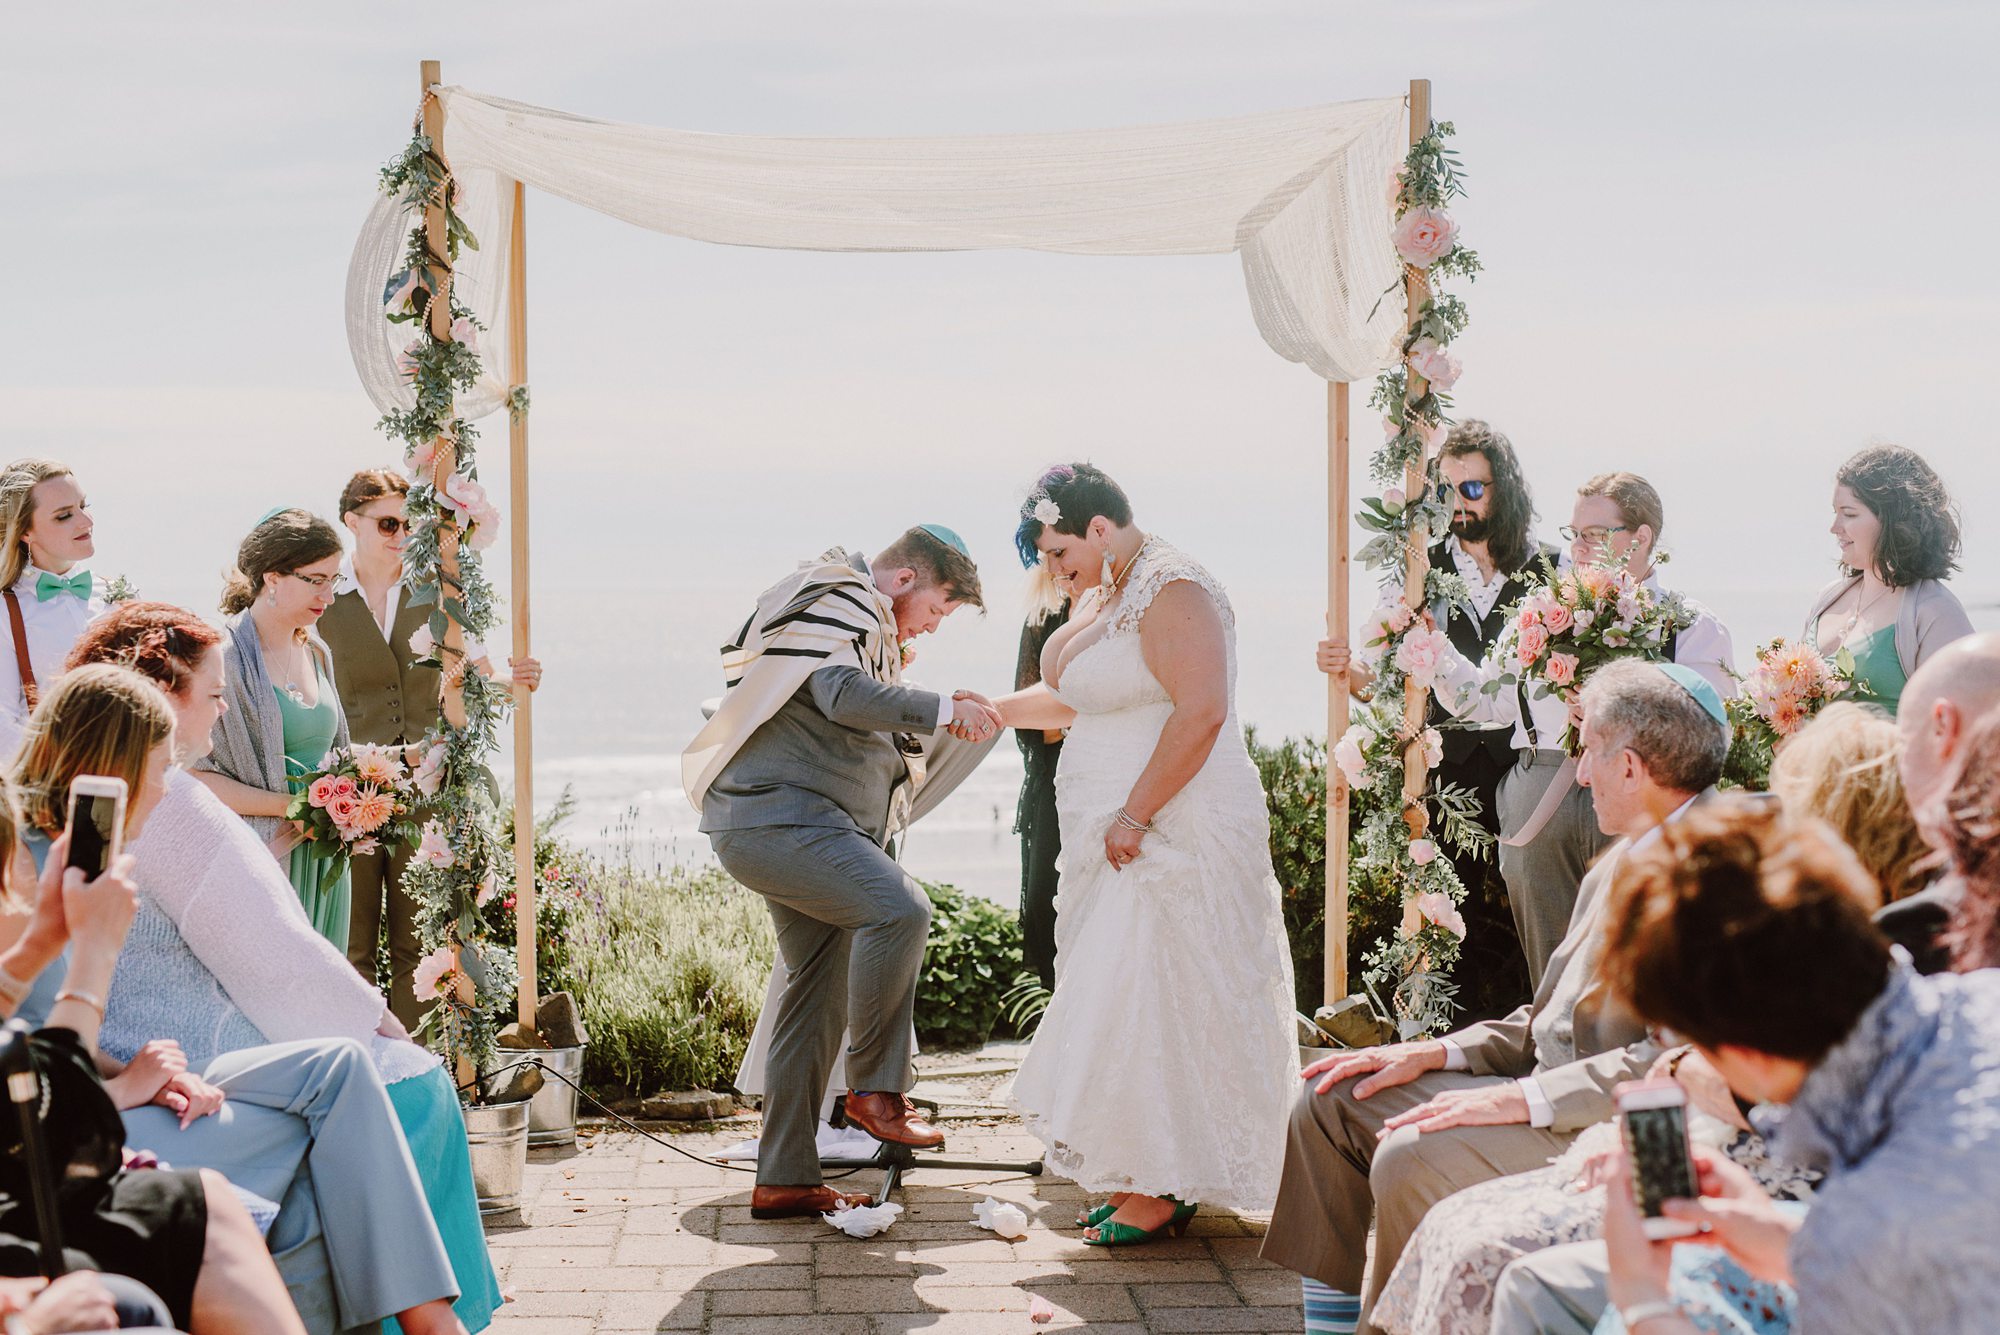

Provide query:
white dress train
left=1007, top=539, right=1300, bottom=1211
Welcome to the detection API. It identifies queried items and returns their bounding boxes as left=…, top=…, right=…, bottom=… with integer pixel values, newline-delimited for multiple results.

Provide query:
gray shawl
left=194, top=612, right=349, bottom=843
left=1803, top=574, right=1975, bottom=676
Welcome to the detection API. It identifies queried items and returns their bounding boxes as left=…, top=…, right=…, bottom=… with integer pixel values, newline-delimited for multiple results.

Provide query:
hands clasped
left=947, top=690, right=1003, bottom=742
left=1298, top=1039, right=1531, bottom=1135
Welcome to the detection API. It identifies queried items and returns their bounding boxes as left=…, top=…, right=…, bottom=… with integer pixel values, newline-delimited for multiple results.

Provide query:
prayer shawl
left=682, top=548, right=923, bottom=817
left=194, top=613, right=350, bottom=845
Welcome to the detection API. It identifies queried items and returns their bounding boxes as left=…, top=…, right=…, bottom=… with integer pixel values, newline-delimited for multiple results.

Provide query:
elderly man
left=1263, top=660, right=1731, bottom=1335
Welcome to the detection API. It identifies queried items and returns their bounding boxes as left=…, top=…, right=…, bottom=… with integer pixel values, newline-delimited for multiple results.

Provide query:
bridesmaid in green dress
left=193, top=507, right=355, bottom=947
left=1804, top=445, right=1974, bottom=714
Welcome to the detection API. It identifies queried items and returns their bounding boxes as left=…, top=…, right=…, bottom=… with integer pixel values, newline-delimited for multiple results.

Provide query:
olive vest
left=321, top=588, right=442, bottom=748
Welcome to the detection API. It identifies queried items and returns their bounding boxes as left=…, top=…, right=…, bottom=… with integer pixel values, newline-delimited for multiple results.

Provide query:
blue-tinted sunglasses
left=1437, top=480, right=1487, bottom=503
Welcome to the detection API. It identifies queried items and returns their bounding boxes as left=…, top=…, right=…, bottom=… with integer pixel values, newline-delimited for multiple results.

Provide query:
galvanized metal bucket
left=479, top=1046, right=589, bottom=1147
left=462, top=1097, right=530, bottom=1216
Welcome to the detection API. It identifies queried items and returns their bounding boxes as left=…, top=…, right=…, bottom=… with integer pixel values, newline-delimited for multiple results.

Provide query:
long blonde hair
left=1769, top=701, right=1928, bottom=903
left=11, top=663, right=175, bottom=837
left=0, top=458, right=74, bottom=589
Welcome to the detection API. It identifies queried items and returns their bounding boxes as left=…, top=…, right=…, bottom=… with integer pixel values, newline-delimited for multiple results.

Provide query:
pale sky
left=3, top=0, right=1996, bottom=759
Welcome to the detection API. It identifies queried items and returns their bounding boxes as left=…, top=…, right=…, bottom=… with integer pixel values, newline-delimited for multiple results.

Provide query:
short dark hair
left=1601, top=798, right=1891, bottom=1063
left=877, top=527, right=984, bottom=610
left=220, top=509, right=345, bottom=616
left=1015, top=463, right=1133, bottom=568
left=339, top=468, right=410, bottom=519
left=1836, top=445, right=1962, bottom=586
left=1441, top=419, right=1537, bottom=574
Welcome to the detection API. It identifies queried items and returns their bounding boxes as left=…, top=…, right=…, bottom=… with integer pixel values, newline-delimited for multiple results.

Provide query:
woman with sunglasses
left=323, top=469, right=540, bottom=1021
left=192, top=507, right=354, bottom=948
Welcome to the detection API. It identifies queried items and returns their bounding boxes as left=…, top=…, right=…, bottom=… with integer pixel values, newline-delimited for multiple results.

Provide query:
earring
left=1100, top=551, right=1115, bottom=587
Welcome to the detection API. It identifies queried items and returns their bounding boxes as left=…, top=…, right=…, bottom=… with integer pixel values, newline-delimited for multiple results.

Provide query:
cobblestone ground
left=484, top=1120, right=1304, bottom=1334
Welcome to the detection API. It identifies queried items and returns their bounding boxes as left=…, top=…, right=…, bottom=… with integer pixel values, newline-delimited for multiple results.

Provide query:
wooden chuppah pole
left=1397, top=79, right=1435, bottom=859
left=506, top=180, right=539, bottom=1030
left=1325, top=380, right=1351, bottom=1003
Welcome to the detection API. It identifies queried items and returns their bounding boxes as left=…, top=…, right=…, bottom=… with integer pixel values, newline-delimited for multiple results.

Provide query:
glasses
left=286, top=571, right=334, bottom=589
left=1436, top=480, right=1488, bottom=503
left=1560, top=524, right=1630, bottom=545
left=372, top=516, right=410, bottom=538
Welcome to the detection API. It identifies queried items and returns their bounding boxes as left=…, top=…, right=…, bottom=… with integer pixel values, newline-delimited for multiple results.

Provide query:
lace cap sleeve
left=1108, top=540, right=1234, bottom=636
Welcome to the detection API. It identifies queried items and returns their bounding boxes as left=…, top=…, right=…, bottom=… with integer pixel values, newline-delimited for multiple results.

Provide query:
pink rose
left=412, top=947, right=458, bottom=1000
left=306, top=775, right=338, bottom=809
left=1414, top=418, right=1449, bottom=452
left=1422, top=727, right=1444, bottom=770
left=1393, top=627, right=1452, bottom=688
left=1408, top=838, right=1438, bottom=866
left=411, top=743, right=448, bottom=797
left=404, top=438, right=438, bottom=478
left=449, top=316, right=480, bottom=351
left=1542, top=602, right=1574, bottom=635
left=1414, top=891, right=1467, bottom=939
left=326, top=793, right=360, bottom=826
left=1544, top=651, right=1579, bottom=687
left=332, top=776, right=357, bottom=798
left=1407, top=340, right=1462, bottom=391
left=1517, top=622, right=1550, bottom=665
left=465, top=502, right=501, bottom=551
left=476, top=874, right=500, bottom=907
left=1392, top=206, right=1460, bottom=269
left=415, top=821, right=454, bottom=869
left=439, top=472, right=487, bottom=521
left=1333, top=726, right=1369, bottom=788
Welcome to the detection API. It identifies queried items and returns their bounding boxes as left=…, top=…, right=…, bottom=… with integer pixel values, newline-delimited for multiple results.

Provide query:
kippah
left=1657, top=662, right=1729, bottom=730
left=918, top=524, right=971, bottom=559
left=255, top=505, right=295, bottom=527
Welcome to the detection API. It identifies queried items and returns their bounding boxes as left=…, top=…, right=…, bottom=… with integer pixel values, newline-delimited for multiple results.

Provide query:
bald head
left=1899, top=631, right=2000, bottom=814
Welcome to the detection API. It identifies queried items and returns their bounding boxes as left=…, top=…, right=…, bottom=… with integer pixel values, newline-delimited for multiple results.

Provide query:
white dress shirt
left=0, top=566, right=108, bottom=725
left=1439, top=794, right=1697, bottom=1125
left=1448, top=535, right=1511, bottom=621
left=1431, top=566, right=1737, bottom=752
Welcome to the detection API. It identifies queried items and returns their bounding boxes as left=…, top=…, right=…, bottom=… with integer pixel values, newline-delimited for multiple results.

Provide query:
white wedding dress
left=1008, top=539, right=1301, bottom=1211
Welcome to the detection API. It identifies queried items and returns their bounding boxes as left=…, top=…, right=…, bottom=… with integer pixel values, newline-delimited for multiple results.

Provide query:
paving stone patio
left=484, top=1119, right=1304, bottom=1334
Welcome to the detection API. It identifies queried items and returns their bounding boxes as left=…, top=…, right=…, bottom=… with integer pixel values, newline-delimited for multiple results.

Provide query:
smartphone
left=64, top=776, right=129, bottom=879
left=1615, top=1078, right=1701, bottom=1240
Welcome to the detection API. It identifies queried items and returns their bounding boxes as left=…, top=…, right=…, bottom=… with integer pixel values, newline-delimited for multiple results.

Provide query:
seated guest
left=1597, top=800, right=2000, bottom=1334
left=0, top=764, right=305, bottom=1333
left=192, top=509, right=351, bottom=948
left=1768, top=701, right=1928, bottom=902
left=10, top=664, right=482, bottom=1335
left=1262, top=659, right=1729, bottom=1335
left=0, top=1270, right=178, bottom=1331
left=63, top=607, right=502, bottom=1333
left=1930, top=707, right=2000, bottom=972
left=0, top=458, right=106, bottom=734
left=1804, top=445, right=1972, bottom=713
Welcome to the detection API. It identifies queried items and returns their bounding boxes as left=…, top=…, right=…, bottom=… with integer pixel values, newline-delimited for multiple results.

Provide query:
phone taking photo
left=64, top=776, right=129, bottom=880
left=1615, top=1078, right=1701, bottom=1240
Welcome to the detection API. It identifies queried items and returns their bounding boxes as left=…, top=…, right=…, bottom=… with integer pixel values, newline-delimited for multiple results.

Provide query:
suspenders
left=4, top=589, right=37, bottom=711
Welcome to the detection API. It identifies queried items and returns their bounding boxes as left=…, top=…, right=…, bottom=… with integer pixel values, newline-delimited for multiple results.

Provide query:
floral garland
left=375, top=113, right=517, bottom=1081
left=1336, top=121, right=1484, bottom=1038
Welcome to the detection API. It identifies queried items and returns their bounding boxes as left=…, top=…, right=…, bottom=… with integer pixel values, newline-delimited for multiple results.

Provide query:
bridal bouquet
left=286, top=743, right=420, bottom=864
left=1492, top=559, right=1697, bottom=753
left=1722, top=638, right=1856, bottom=789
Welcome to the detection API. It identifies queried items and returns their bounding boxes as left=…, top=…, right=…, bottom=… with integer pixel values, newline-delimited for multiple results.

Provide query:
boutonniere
left=102, top=574, right=138, bottom=605
left=899, top=641, right=917, bottom=669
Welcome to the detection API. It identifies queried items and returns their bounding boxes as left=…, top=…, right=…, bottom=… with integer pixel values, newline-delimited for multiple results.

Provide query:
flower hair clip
left=1031, top=496, right=1061, bottom=526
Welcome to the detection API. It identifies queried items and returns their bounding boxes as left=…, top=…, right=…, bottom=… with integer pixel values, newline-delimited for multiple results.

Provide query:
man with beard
left=1321, top=420, right=1551, bottom=1014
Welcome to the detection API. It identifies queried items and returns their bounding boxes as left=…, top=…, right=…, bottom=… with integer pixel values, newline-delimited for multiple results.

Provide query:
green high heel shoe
left=1083, top=1197, right=1198, bottom=1247
left=1075, top=1201, right=1119, bottom=1229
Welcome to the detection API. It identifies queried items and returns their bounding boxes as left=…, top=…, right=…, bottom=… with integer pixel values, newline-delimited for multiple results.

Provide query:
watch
left=1618, top=1299, right=1685, bottom=1328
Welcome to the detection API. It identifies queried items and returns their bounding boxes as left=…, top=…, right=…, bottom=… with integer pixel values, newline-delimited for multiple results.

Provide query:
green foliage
left=913, top=880, right=1024, bottom=1050
left=1001, top=972, right=1051, bottom=1036
left=483, top=789, right=596, bottom=999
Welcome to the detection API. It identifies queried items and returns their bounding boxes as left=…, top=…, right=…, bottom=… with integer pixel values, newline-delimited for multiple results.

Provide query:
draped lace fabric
left=346, top=86, right=1408, bottom=414
left=1007, top=541, right=1300, bottom=1210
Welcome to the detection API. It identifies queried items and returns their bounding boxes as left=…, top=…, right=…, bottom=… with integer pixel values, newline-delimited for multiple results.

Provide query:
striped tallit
left=681, top=548, right=922, bottom=813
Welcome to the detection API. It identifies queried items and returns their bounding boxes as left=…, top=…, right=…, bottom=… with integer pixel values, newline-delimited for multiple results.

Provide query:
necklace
left=1106, top=537, right=1150, bottom=595
left=1840, top=579, right=1894, bottom=640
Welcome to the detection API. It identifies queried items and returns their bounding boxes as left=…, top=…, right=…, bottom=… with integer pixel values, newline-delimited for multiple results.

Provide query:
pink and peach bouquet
left=1720, top=638, right=1857, bottom=790
left=1494, top=559, right=1696, bottom=752
left=285, top=744, right=420, bottom=867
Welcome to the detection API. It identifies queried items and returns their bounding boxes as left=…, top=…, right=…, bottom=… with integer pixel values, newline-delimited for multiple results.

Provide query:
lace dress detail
left=1007, top=539, right=1299, bottom=1211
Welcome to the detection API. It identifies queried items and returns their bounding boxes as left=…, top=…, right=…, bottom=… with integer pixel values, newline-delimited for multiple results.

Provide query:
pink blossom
left=351, top=744, right=403, bottom=788
left=383, top=270, right=422, bottom=317
left=404, top=439, right=439, bottom=478
left=411, top=743, right=448, bottom=797
left=439, top=472, right=487, bottom=521
left=1517, top=622, right=1551, bottom=666
left=326, top=793, right=360, bottom=827
left=1382, top=485, right=1406, bottom=510
left=412, top=947, right=458, bottom=999
left=1385, top=164, right=1407, bottom=208
left=409, top=624, right=435, bottom=659
left=1382, top=416, right=1404, bottom=442
left=1365, top=601, right=1415, bottom=648
left=477, top=874, right=500, bottom=907
left=1414, top=418, right=1450, bottom=452
left=1544, top=651, right=1580, bottom=687
left=465, top=502, right=501, bottom=551
left=1333, top=726, right=1369, bottom=788
left=350, top=787, right=395, bottom=834
left=1408, top=340, right=1462, bottom=392
left=415, top=821, right=454, bottom=869
left=332, top=776, right=357, bottom=798
left=352, top=837, right=380, bottom=856
left=1422, top=727, right=1444, bottom=770
left=393, top=339, right=424, bottom=380
left=1393, top=627, right=1452, bottom=688
left=306, top=775, right=338, bottom=809
left=1408, top=838, right=1438, bottom=866
left=1543, top=602, right=1574, bottom=635
left=1414, top=890, right=1467, bottom=939
left=449, top=316, right=480, bottom=351
left=1392, top=206, right=1460, bottom=269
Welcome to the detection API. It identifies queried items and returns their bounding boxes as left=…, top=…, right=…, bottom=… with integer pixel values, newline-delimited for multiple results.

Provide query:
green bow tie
left=34, top=569, right=93, bottom=603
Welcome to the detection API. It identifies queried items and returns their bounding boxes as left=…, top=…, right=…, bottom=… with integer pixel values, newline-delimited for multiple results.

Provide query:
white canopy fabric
left=347, top=87, right=1409, bottom=418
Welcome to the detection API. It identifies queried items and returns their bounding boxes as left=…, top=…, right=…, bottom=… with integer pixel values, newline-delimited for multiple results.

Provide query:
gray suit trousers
left=1497, top=751, right=1614, bottom=990
left=1491, top=1238, right=1612, bottom=1335
left=712, top=824, right=932, bottom=1187
left=1259, top=1071, right=1571, bottom=1335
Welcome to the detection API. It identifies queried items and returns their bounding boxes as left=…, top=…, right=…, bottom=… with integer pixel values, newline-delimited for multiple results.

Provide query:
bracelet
left=1619, top=1300, right=1685, bottom=1328
left=0, top=965, right=33, bottom=1007
left=54, top=988, right=106, bottom=1018
left=1114, top=808, right=1154, bottom=833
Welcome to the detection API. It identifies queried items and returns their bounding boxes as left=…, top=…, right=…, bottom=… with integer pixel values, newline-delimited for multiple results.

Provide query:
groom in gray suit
left=693, top=525, right=1002, bottom=1219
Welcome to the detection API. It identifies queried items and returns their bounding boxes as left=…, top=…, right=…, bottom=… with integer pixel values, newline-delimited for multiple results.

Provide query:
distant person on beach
left=681, top=524, right=998, bottom=1221
left=0, top=457, right=108, bottom=740
left=1803, top=444, right=1972, bottom=713
left=320, top=467, right=542, bottom=1024
left=1013, top=560, right=1069, bottom=992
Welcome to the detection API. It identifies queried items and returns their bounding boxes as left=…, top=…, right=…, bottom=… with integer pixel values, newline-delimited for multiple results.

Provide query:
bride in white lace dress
left=996, top=464, right=1299, bottom=1244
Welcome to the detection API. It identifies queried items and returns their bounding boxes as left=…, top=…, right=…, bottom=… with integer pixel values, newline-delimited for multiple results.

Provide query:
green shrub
left=567, top=860, right=775, bottom=1095
left=914, top=880, right=1024, bottom=1049
left=488, top=790, right=597, bottom=1000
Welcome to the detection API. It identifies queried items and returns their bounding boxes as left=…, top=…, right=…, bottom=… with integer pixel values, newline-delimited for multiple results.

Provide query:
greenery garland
left=376, top=115, right=517, bottom=1082
left=1338, top=122, right=1487, bottom=1038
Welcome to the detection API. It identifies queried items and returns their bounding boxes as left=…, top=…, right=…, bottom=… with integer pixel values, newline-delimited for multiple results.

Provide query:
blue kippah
left=1657, top=662, right=1729, bottom=730
left=256, top=505, right=294, bottom=527
left=918, top=524, right=971, bottom=559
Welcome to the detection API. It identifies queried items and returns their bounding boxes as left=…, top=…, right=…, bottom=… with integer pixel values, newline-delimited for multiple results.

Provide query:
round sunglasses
left=1436, top=480, right=1488, bottom=503
left=369, top=516, right=410, bottom=537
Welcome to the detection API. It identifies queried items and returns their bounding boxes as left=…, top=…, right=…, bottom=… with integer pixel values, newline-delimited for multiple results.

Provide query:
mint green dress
left=276, top=667, right=352, bottom=948
left=1842, top=624, right=1907, bottom=714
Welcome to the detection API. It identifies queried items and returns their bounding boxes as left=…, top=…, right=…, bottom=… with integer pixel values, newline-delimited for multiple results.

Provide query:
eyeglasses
left=1560, top=524, right=1630, bottom=545
left=286, top=571, right=334, bottom=589
left=1436, top=480, right=1487, bottom=503
left=372, top=516, right=410, bottom=538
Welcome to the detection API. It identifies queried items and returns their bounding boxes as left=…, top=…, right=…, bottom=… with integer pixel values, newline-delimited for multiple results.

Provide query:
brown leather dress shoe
left=749, top=1184, right=876, bottom=1219
left=841, top=1091, right=946, bottom=1149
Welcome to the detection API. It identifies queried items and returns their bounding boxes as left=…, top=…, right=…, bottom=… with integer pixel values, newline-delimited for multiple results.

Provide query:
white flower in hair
left=1032, top=497, right=1061, bottom=526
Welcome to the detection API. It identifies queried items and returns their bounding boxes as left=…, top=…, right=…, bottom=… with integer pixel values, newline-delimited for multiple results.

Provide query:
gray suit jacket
left=699, top=666, right=943, bottom=846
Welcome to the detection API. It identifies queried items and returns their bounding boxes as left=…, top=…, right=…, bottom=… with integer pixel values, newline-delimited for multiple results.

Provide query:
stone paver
left=484, top=1119, right=1299, bottom=1333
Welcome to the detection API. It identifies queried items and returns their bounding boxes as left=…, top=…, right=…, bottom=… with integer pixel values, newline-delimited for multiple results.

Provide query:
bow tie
left=33, top=569, right=93, bottom=603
